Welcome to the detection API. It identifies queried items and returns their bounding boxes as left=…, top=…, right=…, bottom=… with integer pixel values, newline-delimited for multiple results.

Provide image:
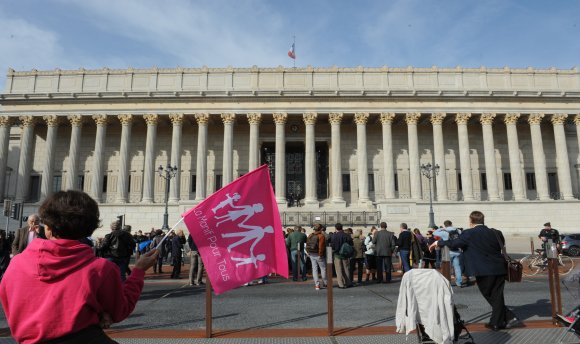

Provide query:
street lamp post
left=158, top=164, right=178, bottom=230
left=421, top=163, right=440, bottom=228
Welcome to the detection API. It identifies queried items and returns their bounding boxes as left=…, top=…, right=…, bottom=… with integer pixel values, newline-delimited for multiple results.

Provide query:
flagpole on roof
left=293, top=35, right=296, bottom=68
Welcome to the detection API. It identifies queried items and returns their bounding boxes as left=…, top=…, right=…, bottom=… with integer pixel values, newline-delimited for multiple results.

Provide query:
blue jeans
left=450, top=250, right=463, bottom=286
left=290, top=249, right=307, bottom=280
left=399, top=249, right=411, bottom=273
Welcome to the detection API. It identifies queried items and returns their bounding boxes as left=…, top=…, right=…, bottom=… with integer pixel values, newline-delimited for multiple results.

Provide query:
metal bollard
left=326, top=246, right=334, bottom=336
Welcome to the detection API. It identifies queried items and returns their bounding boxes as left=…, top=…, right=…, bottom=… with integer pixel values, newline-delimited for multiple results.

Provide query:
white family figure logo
left=213, top=194, right=273, bottom=270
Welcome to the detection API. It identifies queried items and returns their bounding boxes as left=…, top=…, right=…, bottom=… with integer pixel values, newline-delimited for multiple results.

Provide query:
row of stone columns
left=0, top=112, right=579, bottom=205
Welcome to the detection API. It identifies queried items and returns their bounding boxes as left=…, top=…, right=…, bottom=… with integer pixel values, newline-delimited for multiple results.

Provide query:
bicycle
left=520, top=249, right=574, bottom=276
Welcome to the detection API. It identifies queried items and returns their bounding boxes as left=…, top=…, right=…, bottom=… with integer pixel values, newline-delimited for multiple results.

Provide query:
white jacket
left=395, top=269, right=455, bottom=344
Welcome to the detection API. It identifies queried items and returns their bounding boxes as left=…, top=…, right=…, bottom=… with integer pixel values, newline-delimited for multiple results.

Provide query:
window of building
left=28, top=175, right=41, bottom=202
left=191, top=175, right=197, bottom=193
left=102, top=175, right=108, bottom=193
left=394, top=173, right=398, bottom=192
left=342, top=174, right=351, bottom=192
left=503, top=173, right=512, bottom=190
left=77, top=175, right=85, bottom=191
left=368, top=173, right=375, bottom=192
left=458, top=173, right=462, bottom=191
left=215, top=174, right=223, bottom=191
left=481, top=173, right=487, bottom=191
left=53, top=175, right=62, bottom=193
left=526, top=172, right=536, bottom=190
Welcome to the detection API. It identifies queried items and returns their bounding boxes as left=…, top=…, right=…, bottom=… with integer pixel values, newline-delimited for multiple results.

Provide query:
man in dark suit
left=11, top=214, right=45, bottom=255
left=373, top=221, right=396, bottom=283
left=430, top=210, right=522, bottom=331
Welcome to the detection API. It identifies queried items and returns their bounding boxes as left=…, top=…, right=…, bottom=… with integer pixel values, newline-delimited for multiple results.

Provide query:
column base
left=357, top=199, right=373, bottom=207
left=331, top=198, right=346, bottom=206
left=141, top=199, right=153, bottom=204
left=303, top=198, right=319, bottom=208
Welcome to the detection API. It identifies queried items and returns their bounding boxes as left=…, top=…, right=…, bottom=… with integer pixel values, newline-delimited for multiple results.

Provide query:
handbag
left=491, top=228, right=523, bottom=282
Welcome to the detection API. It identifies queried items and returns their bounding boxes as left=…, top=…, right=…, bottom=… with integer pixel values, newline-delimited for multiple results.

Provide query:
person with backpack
left=329, top=223, right=354, bottom=288
left=349, top=229, right=365, bottom=285
left=101, top=221, right=136, bottom=281
left=306, top=224, right=327, bottom=290
left=397, top=223, right=413, bottom=273
left=434, top=220, right=465, bottom=287
left=149, top=229, right=166, bottom=273
left=286, top=226, right=307, bottom=281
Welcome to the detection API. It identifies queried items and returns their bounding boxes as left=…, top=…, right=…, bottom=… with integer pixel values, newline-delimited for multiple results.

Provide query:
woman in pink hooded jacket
left=0, top=190, right=159, bottom=343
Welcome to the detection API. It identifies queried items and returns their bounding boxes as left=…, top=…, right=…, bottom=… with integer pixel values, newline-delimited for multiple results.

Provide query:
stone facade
left=1, top=66, right=580, bottom=237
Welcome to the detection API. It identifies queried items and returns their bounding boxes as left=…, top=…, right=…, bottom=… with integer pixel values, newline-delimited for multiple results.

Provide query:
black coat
left=439, top=225, right=506, bottom=277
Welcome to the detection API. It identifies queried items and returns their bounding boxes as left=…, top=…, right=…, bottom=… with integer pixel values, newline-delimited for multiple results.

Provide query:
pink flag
left=182, top=165, right=288, bottom=295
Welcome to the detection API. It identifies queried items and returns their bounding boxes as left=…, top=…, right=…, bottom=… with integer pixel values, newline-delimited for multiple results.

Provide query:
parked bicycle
left=520, top=249, right=574, bottom=276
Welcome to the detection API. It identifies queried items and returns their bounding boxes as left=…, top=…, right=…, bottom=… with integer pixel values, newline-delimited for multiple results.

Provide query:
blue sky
left=1, top=0, right=579, bottom=86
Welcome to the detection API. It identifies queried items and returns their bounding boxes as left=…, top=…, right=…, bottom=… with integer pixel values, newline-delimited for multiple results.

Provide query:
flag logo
left=288, top=43, right=296, bottom=59
left=183, top=165, right=288, bottom=294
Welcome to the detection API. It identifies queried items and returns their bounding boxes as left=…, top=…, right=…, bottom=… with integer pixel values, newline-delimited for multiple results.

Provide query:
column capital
left=380, top=112, right=396, bottom=124
left=247, top=112, right=262, bottom=125
left=194, top=112, right=210, bottom=125
left=67, top=114, right=83, bottom=126
left=118, top=114, right=133, bottom=125
left=551, top=113, right=568, bottom=125
left=273, top=112, right=288, bottom=124
left=169, top=113, right=184, bottom=125
left=43, top=114, right=59, bottom=127
left=221, top=112, right=236, bottom=124
left=430, top=112, right=446, bottom=125
left=528, top=113, right=545, bottom=125
left=405, top=112, right=421, bottom=125
left=303, top=112, right=318, bottom=125
left=504, top=112, right=520, bottom=125
left=19, top=115, right=35, bottom=128
left=92, top=114, right=108, bottom=126
left=143, top=114, right=159, bottom=126
left=354, top=112, right=370, bottom=125
left=480, top=113, right=497, bottom=125
left=455, top=112, right=472, bottom=125
left=328, top=112, right=343, bottom=124
left=574, top=114, right=580, bottom=125
left=0, top=116, right=11, bottom=127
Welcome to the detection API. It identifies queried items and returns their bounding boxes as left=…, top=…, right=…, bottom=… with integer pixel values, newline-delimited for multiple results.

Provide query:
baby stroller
left=556, top=266, right=580, bottom=344
left=396, top=269, right=474, bottom=344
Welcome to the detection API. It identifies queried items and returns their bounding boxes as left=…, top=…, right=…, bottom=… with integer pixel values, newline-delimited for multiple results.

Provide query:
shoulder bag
left=491, top=228, right=523, bottom=282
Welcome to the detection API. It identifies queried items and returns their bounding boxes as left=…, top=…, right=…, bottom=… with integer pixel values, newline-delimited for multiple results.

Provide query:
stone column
left=221, top=113, right=235, bottom=185
left=194, top=113, right=209, bottom=201
left=430, top=113, right=448, bottom=201
left=0, top=116, right=12, bottom=202
left=303, top=112, right=318, bottom=206
left=141, top=114, right=158, bottom=203
left=91, top=115, right=108, bottom=201
left=329, top=112, right=345, bottom=204
left=273, top=113, right=287, bottom=205
left=504, top=113, right=525, bottom=200
left=380, top=113, right=396, bottom=200
left=40, top=115, right=59, bottom=201
left=115, top=114, right=133, bottom=203
left=405, top=112, right=422, bottom=200
left=528, top=113, right=550, bottom=200
left=456, top=113, right=474, bottom=201
left=64, top=115, right=83, bottom=191
left=15, top=116, right=35, bottom=203
left=247, top=113, right=262, bottom=171
left=169, top=113, right=184, bottom=202
left=576, top=115, right=580, bottom=158
left=551, top=114, right=574, bottom=200
left=480, top=113, right=500, bottom=201
left=355, top=112, right=371, bottom=205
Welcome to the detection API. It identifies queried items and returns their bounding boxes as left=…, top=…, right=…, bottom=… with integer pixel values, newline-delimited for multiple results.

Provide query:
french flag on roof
left=287, top=43, right=296, bottom=59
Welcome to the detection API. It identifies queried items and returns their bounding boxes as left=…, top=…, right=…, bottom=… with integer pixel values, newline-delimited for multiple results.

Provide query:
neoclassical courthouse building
left=0, top=66, right=579, bottom=237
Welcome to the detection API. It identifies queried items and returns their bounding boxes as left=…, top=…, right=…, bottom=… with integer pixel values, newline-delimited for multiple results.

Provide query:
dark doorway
left=315, top=142, right=329, bottom=199
left=286, top=143, right=305, bottom=202
left=548, top=172, right=559, bottom=199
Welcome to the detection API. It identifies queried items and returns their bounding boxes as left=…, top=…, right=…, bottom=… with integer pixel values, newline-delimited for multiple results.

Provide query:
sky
left=0, top=0, right=579, bottom=87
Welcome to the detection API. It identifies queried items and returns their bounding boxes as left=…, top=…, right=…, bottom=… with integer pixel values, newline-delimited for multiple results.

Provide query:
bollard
left=205, top=279, right=212, bottom=338
left=440, top=246, right=451, bottom=281
left=546, top=239, right=563, bottom=325
left=530, top=237, right=535, bottom=255
left=326, top=246, right=334, bottom=336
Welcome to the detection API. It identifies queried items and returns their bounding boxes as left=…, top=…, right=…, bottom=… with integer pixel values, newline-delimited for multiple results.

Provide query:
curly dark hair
left=39, top=190, right=101, bottom=239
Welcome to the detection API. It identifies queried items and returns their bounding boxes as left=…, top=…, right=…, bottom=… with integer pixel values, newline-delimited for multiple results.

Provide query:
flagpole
left=293, top=35, right=296, bottom=68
